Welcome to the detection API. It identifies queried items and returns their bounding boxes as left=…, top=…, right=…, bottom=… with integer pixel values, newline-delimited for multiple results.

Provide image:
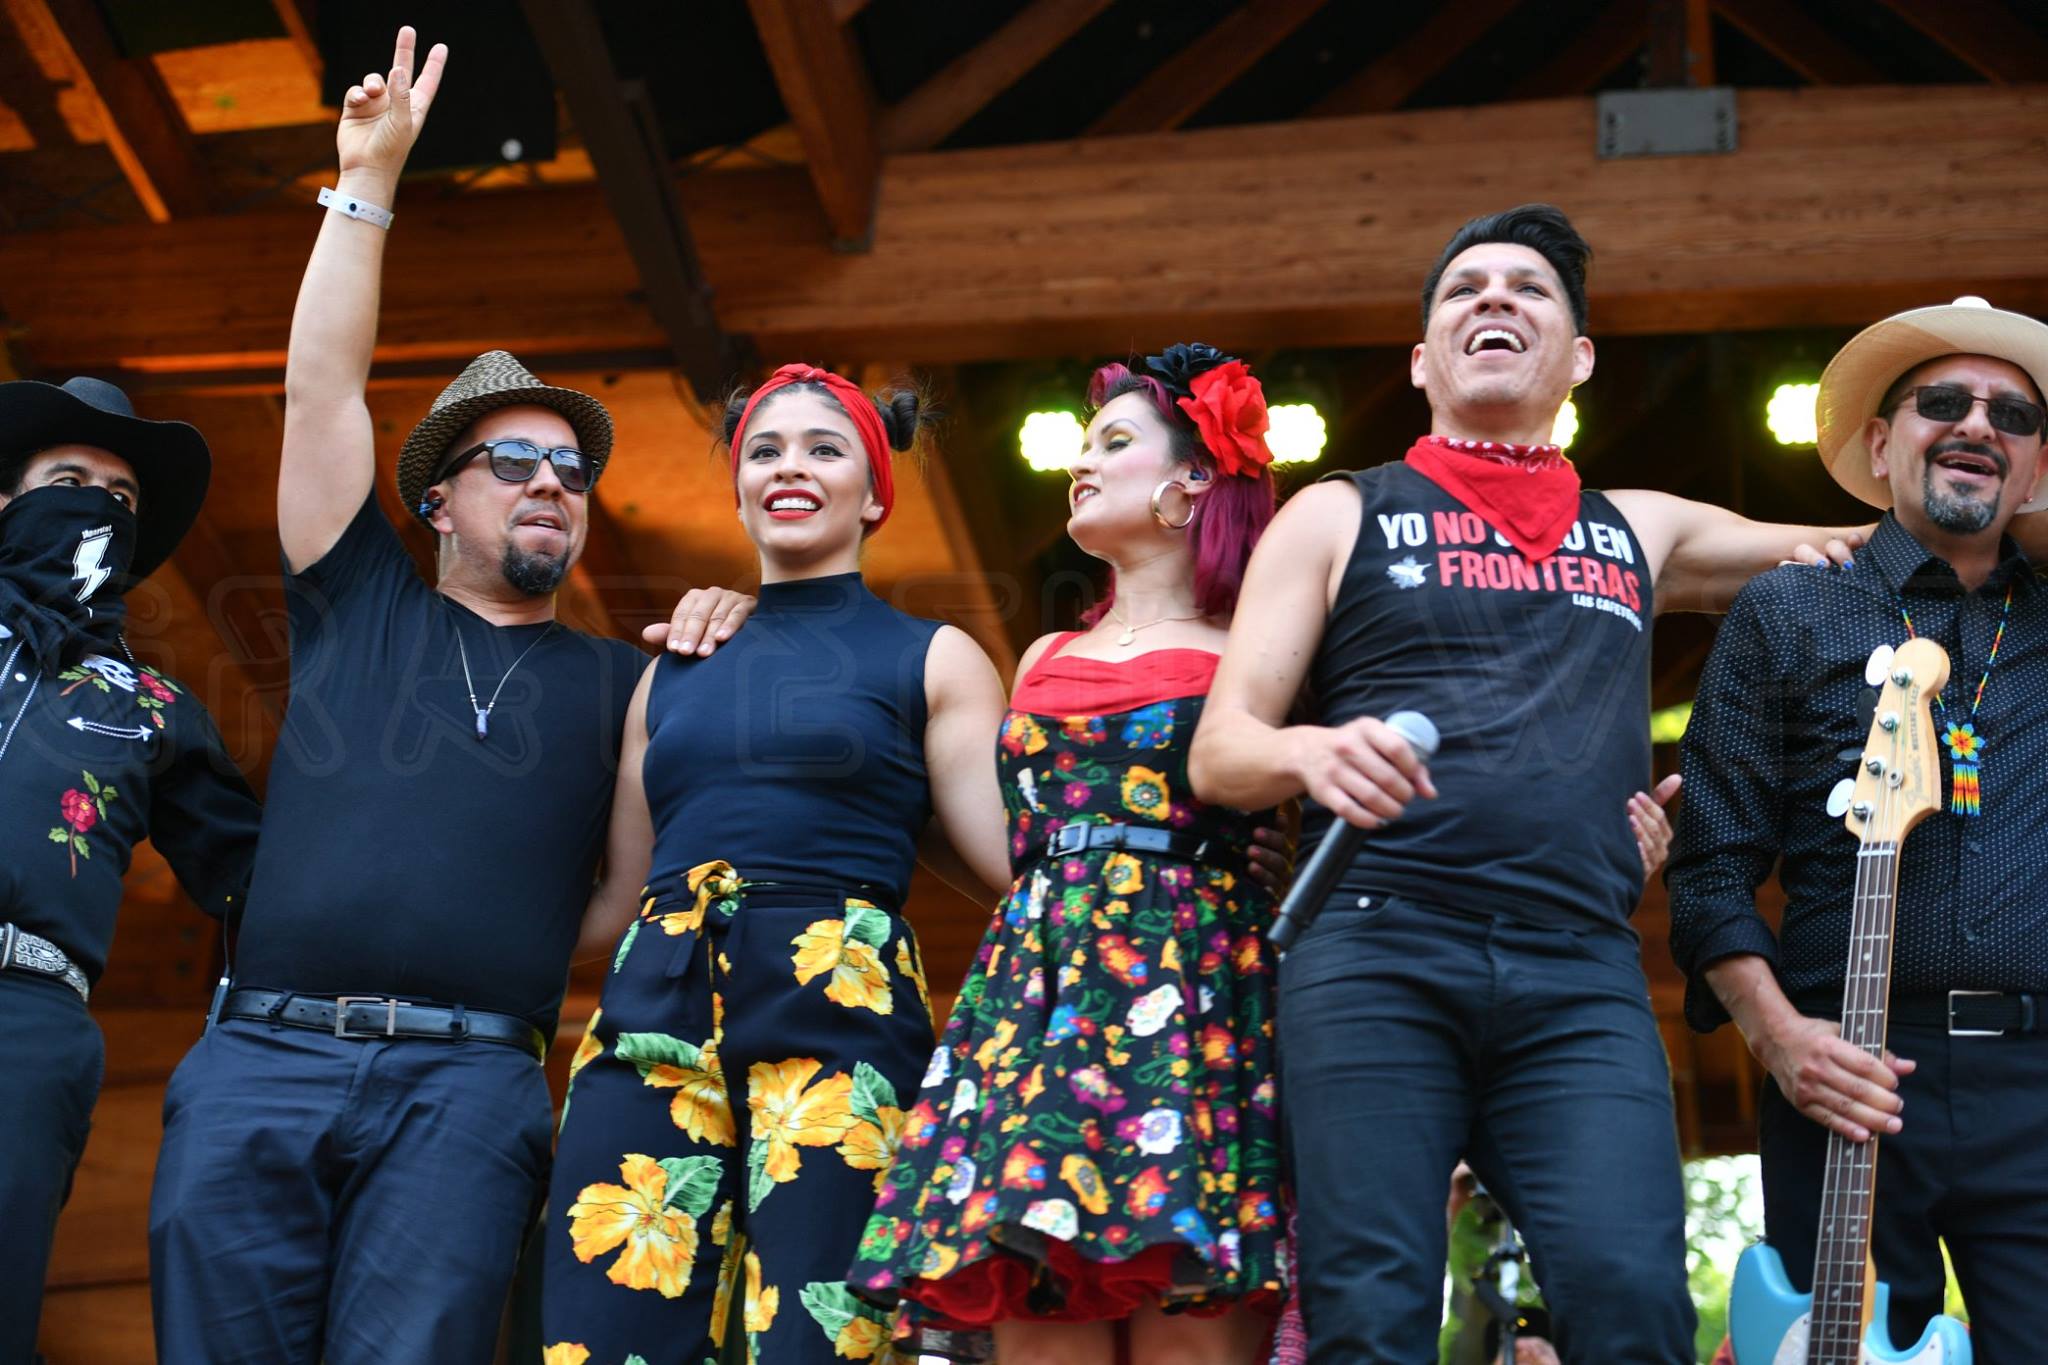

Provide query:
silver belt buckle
left=1948, top=989, right=2005, bottom=1037
left=0, top=922, right=17, bottom=973
left=334, top=995, right=401, bottom=1039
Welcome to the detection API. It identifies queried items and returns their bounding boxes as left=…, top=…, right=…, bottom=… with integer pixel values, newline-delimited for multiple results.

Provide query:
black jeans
left=1761, top=1021, right=2048, bottom=1364
left=1279, top=893, right=1694, bottom=1363
left=0, top=973, right=103, bottom=1364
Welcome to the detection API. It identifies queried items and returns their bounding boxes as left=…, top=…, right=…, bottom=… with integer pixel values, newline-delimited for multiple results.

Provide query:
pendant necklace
left=1107, top=606, right=1204, bottom=648
left=453, top=615, right=557, bottom=741
left=1897, top=582, right=2012, bottom=816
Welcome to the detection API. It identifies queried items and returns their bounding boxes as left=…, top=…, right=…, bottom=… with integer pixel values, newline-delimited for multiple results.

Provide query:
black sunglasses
left=1892, top=385, right=2046, bottom=439
left=440, top=439, right=594, bottom=492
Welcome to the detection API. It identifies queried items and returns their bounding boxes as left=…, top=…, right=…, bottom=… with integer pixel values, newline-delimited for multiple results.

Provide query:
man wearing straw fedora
left=146, top=29, right=748, bottom=1362
left=0, top=376, right=261, bottom=1361
left=1672, top=297, right=2048, bottom=1357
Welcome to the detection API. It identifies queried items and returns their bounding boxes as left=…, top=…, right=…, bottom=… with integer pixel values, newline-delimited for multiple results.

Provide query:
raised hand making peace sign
left=337, top=25, right=448, bottom=187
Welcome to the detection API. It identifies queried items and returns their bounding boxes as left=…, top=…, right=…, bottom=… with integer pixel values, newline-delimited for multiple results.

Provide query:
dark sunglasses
left=1892, top=385, right=2046, bottom=439
left=440, top=439, right=594, bottom=492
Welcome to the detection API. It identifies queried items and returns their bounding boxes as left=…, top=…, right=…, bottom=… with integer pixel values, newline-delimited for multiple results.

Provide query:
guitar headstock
left=1845, top=638, right=1952, bottom=843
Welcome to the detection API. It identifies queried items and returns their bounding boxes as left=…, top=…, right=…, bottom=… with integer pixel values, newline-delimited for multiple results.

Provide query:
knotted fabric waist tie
left=220, top=988, right=547, bottom=1061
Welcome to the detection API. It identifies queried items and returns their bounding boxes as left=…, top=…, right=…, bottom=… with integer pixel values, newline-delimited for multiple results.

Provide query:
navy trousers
left=148, top=1014, right=553, bottom=1364
left=1279, top=894, right=1695, bottom=1364
left=1761, top=1022, right=2048, bottom=1364
left=0, top=974, right=102, bottom=1364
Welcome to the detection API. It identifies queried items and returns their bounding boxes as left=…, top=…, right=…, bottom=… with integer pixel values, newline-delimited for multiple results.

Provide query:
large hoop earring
left=1150, top=479, right=1195, bottom=530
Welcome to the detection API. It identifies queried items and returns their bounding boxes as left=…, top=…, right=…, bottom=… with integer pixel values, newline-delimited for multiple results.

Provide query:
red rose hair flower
left=1176, top=361, right=1273, bottom=478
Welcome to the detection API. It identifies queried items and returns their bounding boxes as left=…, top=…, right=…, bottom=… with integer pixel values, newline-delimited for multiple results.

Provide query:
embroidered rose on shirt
left=49, top=770, right=118, bottom=877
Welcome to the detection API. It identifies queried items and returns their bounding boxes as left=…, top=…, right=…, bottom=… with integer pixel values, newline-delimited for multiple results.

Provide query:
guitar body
left=1730, top=1242, right=1972, bottom=1365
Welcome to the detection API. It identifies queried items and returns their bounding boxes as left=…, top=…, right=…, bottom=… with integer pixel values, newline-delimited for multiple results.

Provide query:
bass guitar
left=1728, top=638, right=1971, bottom=1365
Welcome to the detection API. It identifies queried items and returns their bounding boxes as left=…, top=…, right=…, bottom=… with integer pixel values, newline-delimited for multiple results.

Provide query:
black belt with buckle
left=1041, top=821, right=1236, bottom=868
left=1805, top=989, right=2048, bottom=1037
left=221, top=989, right=546, bottom=1061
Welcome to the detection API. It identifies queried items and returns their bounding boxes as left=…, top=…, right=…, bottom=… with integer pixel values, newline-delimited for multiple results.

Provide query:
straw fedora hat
left=1817, top=296, right=2048, bottom=515
left=396, top=351, right=614, bottom=523
left=0, top=375, right=210, bottom=582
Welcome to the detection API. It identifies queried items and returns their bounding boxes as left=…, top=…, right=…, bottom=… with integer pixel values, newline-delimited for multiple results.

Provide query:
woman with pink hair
left=850, top=344, right=1288, bottom=1363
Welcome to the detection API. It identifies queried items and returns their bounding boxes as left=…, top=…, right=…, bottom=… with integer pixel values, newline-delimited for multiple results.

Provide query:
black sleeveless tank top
left=1303, top=462, right=1654, bottom=929
left=642, top=572, right=942, bottom=903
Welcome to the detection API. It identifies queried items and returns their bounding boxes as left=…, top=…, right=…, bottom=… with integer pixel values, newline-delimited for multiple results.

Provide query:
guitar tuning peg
left=1826, top=777, right=1855, bottom=818
left=1864, top=644, right=1895, bottom=687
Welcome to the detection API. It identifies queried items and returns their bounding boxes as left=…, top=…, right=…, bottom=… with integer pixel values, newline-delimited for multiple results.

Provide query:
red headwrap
left=729, top=363, right=897, bottom=530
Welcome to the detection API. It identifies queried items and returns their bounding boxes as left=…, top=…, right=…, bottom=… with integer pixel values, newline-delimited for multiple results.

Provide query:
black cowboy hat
left=0, top=376, right=211, bottom=582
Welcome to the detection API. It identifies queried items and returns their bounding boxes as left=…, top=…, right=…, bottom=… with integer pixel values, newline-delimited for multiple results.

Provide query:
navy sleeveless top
left=1303, top=462, right=1654, bottom=930
left=642, top=572, right=943, bottom=903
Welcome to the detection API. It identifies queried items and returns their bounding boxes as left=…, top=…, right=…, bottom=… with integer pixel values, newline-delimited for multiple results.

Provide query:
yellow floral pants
left=541, top=863, right=935, bottom=1364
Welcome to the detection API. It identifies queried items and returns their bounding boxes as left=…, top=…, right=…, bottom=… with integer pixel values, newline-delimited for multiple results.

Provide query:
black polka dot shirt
left=1668, top=514, right=2048, bottom=1033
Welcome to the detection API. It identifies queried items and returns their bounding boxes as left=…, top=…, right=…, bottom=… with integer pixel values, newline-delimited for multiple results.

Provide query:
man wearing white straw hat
left=145, top=27, right=749, bottom=1363
left=1672, top=296, right=2048, bottom=1358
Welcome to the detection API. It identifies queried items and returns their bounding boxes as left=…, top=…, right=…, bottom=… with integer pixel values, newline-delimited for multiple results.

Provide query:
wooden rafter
left=1645, top=0, right=1715, bottom=86
left=747, top=0, right=880, bottom=248
left=883, top=0, right=1112, bottom=153
left=519, top=0, right=741, bottom=398
left=1086, top=0, right=1327, bottom=138
left=19, top=0, right=210, bottom=221
left=1872, top=0, right=2048, bottom=85
left=1710, top=0, right=1881, bottom=85
left=1309, top=0, right=1524, bottom=118
left=1506, top=0, right=1649, bottom=99
left=7, top=88, right=2047, bottom=373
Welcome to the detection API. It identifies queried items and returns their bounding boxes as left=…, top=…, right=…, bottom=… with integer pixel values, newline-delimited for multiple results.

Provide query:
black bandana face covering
left=0, top=485, right=137, bottom=671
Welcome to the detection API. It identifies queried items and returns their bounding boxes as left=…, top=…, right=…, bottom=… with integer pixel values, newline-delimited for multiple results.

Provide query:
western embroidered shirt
left=0, top=618, right=260, bottom=987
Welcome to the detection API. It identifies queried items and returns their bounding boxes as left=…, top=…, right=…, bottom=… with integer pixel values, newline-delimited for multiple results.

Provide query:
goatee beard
left=1922, top=466, right=1998, bottom=536
left=501, top=543, right=569, bottom=596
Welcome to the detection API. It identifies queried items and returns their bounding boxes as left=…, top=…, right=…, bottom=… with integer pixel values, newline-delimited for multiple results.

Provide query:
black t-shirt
left=234, top=496, right=643, bottom=1032
left=1303, top=463, right=1654, bottom=930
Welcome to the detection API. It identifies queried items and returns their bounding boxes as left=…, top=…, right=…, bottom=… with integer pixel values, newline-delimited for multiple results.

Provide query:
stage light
left=1650, top=701, right=1693, bottom=745
left=1768, top=382, right=1820, bottom=446
left=1266, top=403, right=1328, bottom=465
left=1019, top=410, right=1083, bottom=473
left=1552, top=398, right=1579, bottom=450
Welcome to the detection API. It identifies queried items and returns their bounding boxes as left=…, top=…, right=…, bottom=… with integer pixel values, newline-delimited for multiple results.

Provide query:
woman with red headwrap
left=540, top=366, right=1013, bottom=1365
left=848, top=345, right=1290, bottom=1364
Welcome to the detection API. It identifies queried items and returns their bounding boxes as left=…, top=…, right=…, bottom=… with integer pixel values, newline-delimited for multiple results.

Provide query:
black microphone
left=1266, top=710, right=1439, bottom=953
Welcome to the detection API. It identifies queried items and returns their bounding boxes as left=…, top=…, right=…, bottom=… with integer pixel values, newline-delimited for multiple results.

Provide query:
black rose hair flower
left=1142, top=342, right=1240, bottom=397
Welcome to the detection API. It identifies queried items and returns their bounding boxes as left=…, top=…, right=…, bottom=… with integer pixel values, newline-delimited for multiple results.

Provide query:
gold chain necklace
left=1107, top=606, right=1204, bottom=647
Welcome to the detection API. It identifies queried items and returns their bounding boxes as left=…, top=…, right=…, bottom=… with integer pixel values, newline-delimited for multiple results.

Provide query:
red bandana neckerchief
left=1403, top=435, right=1582, bottom=561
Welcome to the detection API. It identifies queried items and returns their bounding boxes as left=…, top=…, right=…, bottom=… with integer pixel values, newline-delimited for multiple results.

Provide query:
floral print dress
left=849, top=637, right=1286, bottom=1338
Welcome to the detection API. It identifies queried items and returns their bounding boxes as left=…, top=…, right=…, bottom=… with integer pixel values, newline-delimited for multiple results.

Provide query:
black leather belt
left=221, top=989, right=546, bottom=1061
left=1042, top=821, right=1234, bottom=867
left=1804, top=989, right=2048, bottom=1037
left=1, top=923, right=89, bottom=1002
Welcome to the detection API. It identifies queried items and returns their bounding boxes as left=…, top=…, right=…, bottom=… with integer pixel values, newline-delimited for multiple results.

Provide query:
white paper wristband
left=317, top=186, right=394, bottom=230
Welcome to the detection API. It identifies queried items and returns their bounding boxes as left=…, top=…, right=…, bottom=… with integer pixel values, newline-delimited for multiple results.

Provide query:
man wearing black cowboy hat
left=1672, top=297, right=2048, bottom=1359
left=146, top=28, right=750, bottom=1363
left=0, top=375, right=261, bottom=1361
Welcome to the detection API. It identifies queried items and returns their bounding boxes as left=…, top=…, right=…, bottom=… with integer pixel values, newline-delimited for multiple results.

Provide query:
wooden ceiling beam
left=520, top=0, right=742, bottom=398
left=5, top=88, right=2046, bottom=372
left=1308, top=0, right=1523, bottom=118
left=1506, top=0, right=1649, bottom=99
left=1645, top=0, right=1715, bottom=87
left=22, top=0, right=210, bottom=221
left=747, top=0, right=880, bottom=248
left=883, top=0, right=1112, bottom=153
left=1872, top=0, right=2048, bottom=85
left=1709, top=0, right=1881, bottom=85
left=1086, top=0, right=1327, bottom=138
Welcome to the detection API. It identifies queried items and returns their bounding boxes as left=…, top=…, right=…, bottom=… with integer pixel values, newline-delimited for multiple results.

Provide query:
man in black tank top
left=1190, top=205, right=1867, bottom=1363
